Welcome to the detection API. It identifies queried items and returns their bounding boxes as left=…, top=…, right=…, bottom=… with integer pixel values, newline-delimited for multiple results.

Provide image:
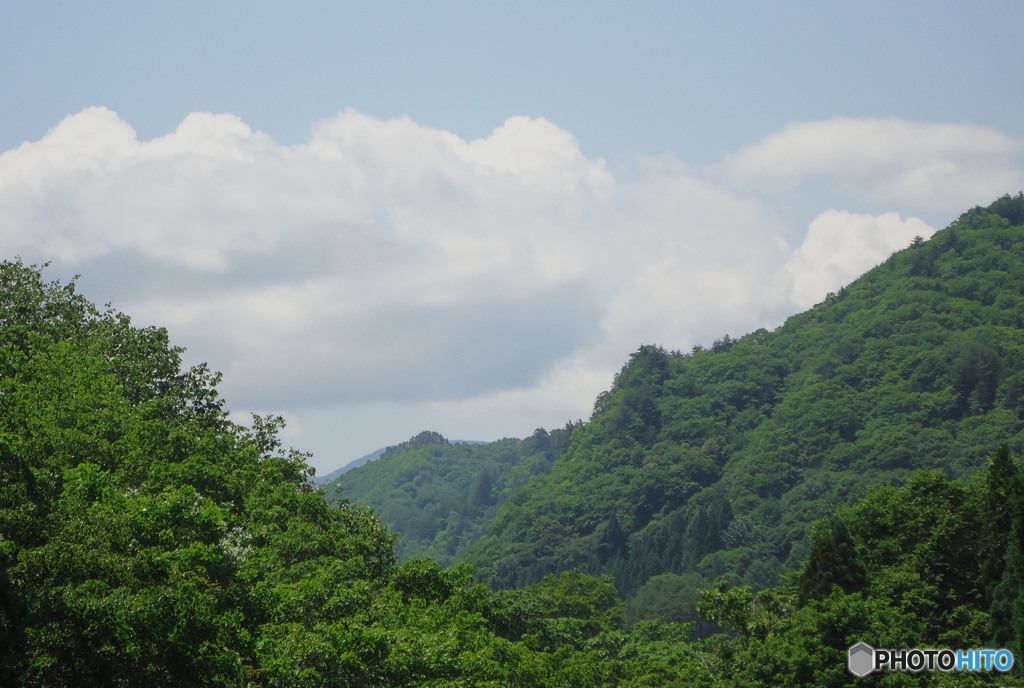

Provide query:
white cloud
left=721, top=117, right=1023, bottom=212
left=785, top=210, right=936, bottom=308
left=0, top=108, right=635, bottom=410
left=143, top=112, right=273, bottom=161
left=1, top=108, right=1019, bottom=469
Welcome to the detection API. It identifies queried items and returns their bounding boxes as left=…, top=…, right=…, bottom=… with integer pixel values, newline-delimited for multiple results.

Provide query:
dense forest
left=323, top=429, right=569, bottom=565
left=3, top=194, right=1024, bottom=686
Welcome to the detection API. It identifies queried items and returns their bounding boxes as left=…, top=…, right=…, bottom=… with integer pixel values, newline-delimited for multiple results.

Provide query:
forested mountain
left=310, top=446, right=386, bottom=486
left=4, top=194, right=1024, bottom=686
left=323, top=428, right=569, bottom=565
left=461, top=194, right=1024, bottom=601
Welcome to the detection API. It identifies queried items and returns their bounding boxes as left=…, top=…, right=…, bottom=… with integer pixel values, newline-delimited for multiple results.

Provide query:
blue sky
left=7, top=2, right=1022, bottom=164
left=3, top=2, right=1023, bottom=472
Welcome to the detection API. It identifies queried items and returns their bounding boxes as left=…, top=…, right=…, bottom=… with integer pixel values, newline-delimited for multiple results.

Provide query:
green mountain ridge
left=324, top=428, right=570, bottom=566
left=313, top=435, right=490, bottom=486
left=310, top=446, right=386, bottom=486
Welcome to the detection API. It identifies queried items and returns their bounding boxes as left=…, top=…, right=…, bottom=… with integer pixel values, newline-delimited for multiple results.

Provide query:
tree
left=989, top=191, right=1024, bottom=227
left=697, top=579, right=789, bottom=650
left=626, top=572, right=704, bottom=626
left=986, top=448, right=1024, bottom=652
left=796, top=515, right=868, bottom=605
left=980, top=446, right=1022, bottom=603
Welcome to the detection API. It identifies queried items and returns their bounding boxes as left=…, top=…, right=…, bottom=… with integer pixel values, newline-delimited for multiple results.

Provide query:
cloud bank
left=1, top=108, right=1018, bottom=465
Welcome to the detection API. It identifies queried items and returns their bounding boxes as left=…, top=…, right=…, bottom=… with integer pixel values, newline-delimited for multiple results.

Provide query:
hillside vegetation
left=324, top=429, right=569, bottom=565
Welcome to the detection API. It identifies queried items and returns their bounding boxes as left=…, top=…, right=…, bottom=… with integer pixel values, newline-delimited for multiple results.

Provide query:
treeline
left=688, top=449, right=1024, bottom=686
left=16, top=398, right=1024, bottom=685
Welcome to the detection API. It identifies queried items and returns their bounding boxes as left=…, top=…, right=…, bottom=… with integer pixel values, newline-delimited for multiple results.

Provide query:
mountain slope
left=310, top=445, right=386, bottom=486
left=463, top=194, right=1024, bottom=597
left=325, top=429, right=569, bottom=565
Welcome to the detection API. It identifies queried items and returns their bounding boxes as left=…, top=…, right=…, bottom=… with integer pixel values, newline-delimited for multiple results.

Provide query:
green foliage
left=985, top=447, right=1024, bottom=655
left=687, top=455, right=1024, bottom=686
left=324, top=426, right=567, bottom=566
left=527, top=569, right=624, bottom=638
left=626, top=572, right=706, bottom=627
left=380, top=429, right=450, bottom=459
left=989, top=192, right=1024, bottom=227
left=0, top=259, right=736, bottom=687
left=797, top=515, right=868, bottom=604
left=0, top=261, right=531, bottom=686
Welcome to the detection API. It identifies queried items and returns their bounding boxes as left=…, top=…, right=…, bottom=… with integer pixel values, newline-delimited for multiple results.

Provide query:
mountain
left=310, top=446, right=387, bottom=486
left=313, top=434, right=492, bottom=486
left=458, top=194, right=1024, bottom=598
left=324, top=429, right=570, bottom=565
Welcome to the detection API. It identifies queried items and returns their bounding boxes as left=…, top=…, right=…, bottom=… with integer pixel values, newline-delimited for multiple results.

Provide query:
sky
left=2, top=1, right=1023, bottom=473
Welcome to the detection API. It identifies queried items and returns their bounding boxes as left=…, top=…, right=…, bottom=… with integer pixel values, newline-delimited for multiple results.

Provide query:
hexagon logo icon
left=848, top=642, right=875, bottom=677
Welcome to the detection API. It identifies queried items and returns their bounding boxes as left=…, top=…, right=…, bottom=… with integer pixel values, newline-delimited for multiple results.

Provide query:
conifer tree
left=797, top=515, right=868, bottom=605
left=989, top=454, right=1024, bottom=652
left=981, top=446, right=1021, bottom=604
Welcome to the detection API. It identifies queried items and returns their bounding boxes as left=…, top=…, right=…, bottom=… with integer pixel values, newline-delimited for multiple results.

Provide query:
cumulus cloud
left=785, top=210, right=936, bottom=308
left=0, top=108, right=786, bottom=410
left=721, top=117, right=1023, bottom=212
left=0, top=108, right=1019, bottom=467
